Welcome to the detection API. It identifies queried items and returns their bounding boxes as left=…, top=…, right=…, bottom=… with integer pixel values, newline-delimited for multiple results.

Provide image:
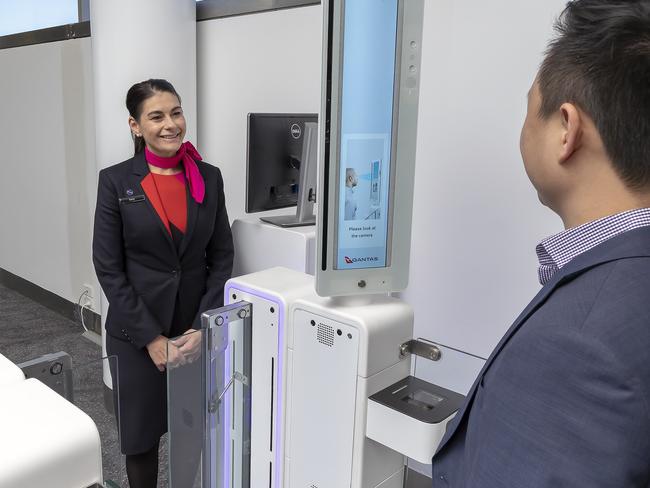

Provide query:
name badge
left=119, top=194, right=145, bottom=204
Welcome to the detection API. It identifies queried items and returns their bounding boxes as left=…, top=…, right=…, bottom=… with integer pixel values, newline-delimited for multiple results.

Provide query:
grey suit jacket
left=432, top=226, right=650, bottom=487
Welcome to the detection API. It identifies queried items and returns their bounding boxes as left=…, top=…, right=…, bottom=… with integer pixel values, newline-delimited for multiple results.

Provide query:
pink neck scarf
left=145, top=142, right=205, bottom=203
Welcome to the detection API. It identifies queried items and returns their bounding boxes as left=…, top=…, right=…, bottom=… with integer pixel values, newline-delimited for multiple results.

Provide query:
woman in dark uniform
left=92, top=79, right=233, bottom=487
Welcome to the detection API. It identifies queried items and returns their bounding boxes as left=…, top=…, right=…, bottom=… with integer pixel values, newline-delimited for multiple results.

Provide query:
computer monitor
left=246, top=113, right=318, bottom=227
left=315, top=0, right=424, bottom=296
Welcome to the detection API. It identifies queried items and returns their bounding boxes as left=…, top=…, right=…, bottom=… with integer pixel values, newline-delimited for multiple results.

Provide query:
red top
left=141, top=173, right=187, bottom=234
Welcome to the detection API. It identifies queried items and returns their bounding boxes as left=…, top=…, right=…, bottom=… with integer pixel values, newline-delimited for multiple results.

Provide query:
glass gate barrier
left=167, top=301, right=252, bottom=488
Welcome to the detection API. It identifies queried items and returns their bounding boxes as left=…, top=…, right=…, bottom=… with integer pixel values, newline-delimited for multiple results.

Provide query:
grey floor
left=0, top=283, right=169, bottom=488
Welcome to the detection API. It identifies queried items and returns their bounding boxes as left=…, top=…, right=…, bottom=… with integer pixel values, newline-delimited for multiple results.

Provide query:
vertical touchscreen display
left=335, top=0, right=399, bottom=270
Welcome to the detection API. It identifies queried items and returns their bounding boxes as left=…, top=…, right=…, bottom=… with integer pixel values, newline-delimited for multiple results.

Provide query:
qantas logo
left=344, top=256, right=379, bottom=264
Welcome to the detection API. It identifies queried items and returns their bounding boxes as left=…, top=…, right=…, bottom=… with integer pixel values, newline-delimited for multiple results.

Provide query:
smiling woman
left=92, top=78, right=234, bottom=488
left=130, top=92, right=185, bottom=157
left=126, top=79, right=186, bottom=157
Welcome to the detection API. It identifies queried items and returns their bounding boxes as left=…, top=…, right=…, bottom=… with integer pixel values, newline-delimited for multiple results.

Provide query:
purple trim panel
left=225, top=282, right=286, bottom=488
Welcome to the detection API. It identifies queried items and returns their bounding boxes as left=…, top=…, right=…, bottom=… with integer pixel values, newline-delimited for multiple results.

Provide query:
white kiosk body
left=0, top=374, right=103, bottom=488
left=231, top=218, right=316, bottom=277
left=225, top=268, right=317, bottom=488
left=225, top=267, right=421, bottom=488
left=0, top=352, right=25, bottom=387
left=285, top=294, right=413, bottom=488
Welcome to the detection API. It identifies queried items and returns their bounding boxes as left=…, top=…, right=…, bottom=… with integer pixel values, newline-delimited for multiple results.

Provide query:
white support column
left=90, top=0, right=197, bottom=393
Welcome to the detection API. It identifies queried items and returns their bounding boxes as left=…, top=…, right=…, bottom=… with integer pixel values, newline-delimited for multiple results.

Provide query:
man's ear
left=558, top=102, right=582, bottom=164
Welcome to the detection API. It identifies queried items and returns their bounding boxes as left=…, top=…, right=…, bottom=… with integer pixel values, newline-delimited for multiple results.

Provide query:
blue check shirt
left=536, top=208, right=650, bottom=285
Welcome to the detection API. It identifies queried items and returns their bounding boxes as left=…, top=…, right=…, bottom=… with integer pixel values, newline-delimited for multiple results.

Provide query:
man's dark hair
left=125, top=79, right=182, bottom=154
left=538, top=0, right=650, bottom=189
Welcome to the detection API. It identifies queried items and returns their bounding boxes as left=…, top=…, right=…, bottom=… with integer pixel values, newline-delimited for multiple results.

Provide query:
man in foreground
left=432, top=1, right=650, bottom=486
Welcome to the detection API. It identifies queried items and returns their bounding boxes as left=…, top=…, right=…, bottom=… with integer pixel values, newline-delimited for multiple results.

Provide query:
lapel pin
left=126, top=189, right=134, bottom=196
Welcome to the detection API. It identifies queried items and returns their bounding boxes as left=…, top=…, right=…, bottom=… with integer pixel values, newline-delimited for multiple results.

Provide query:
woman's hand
left=171, top=328, right=203, bottom=363
left=146, top=335, right=169, bottom=372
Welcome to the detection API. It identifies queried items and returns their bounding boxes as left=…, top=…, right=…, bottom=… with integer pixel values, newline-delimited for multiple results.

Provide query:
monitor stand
left=260, top=213, right=315, bottom=228
left=260, top=121, right=318, bottom=228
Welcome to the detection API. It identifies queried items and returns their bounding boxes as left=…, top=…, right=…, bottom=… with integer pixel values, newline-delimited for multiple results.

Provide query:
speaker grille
left=317, top=323, right=334, bottom=347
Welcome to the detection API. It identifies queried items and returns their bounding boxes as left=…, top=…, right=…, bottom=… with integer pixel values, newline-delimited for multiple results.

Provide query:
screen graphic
left=336, top=0, right=399, bottom=270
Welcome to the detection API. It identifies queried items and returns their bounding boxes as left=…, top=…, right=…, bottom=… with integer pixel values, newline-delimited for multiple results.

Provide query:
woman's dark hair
left=126, top=79, right=182, bottom=154
left=538, top=0, right=650, bottom=189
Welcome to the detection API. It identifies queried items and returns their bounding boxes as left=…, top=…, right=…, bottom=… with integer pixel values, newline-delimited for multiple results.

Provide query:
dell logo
left=290, top=123, right=302, bottom=139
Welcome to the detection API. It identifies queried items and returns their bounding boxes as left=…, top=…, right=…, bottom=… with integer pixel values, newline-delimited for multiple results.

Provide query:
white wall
left=0, top=38, right=97, bottom=308
left=0, top=1, right=570, bottom=373
left=405, top=0, right=568, bottom=370
left=196, top=6, right=323, bottom=222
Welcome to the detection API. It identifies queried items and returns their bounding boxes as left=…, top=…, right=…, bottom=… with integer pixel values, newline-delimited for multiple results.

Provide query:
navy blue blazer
left=432, top=226, right=650, bottom=487
left=93, top=151, right=234, bottom=348
left=93, top=151, right=234, bottom=454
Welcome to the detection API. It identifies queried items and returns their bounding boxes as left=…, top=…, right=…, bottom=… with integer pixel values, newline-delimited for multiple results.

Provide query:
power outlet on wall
left=74, top=283, right=98, bottom=333
left=81, top=283, right=94, bottom=310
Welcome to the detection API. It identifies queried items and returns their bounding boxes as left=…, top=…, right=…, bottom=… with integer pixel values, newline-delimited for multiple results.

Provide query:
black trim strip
left=270, top=356, right=275, bottom=451
left=320, top=0, right=335, bottom=271
left=232, top=340, right=237, bottom=430
left=0, top=21, right=90, bottom=50
left=0, top=267, right=101, bottom=335
left=198, top=0, right=320, bottom=22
